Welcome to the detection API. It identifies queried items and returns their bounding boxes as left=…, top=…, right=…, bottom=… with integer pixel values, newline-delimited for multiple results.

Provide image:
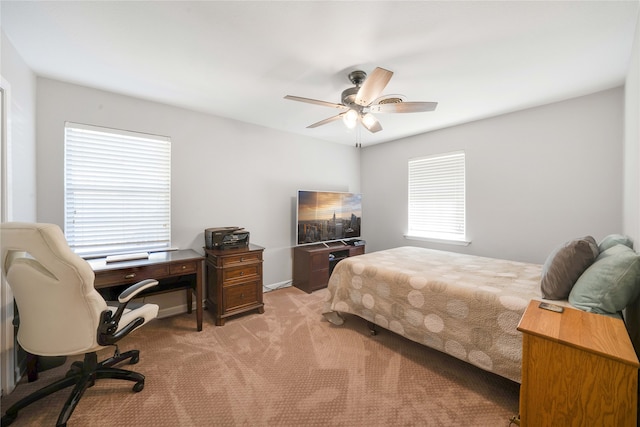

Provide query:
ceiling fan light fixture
left=362, top=113, right=377, bottom=128
left=343, top=109, right=359, bottom=129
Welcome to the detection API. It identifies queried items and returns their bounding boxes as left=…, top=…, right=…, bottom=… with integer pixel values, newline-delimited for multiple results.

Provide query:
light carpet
left=1, top=286, right=520, bottom=426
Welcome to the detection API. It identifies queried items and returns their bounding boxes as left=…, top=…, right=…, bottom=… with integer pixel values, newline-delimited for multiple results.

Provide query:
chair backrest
left=1, top=222, right=108, bottom=356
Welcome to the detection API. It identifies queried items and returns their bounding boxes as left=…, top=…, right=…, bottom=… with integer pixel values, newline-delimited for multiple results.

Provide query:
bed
left=322, top=246, right=550, bottom=383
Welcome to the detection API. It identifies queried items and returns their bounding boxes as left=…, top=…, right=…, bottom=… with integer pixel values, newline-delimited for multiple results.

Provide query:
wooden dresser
left=517, top=300, right=639, bottom=426
left=205, top=244, right=264, bottom=326
left=293, top=242, right=365, bottom=293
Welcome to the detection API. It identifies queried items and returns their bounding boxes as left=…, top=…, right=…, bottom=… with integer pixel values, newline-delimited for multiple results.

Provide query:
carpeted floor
left=1, top=286, right=520, bottom=426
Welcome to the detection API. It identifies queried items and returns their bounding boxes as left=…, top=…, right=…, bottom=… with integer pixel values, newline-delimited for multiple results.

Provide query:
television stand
left=293, top=241, right=365, bottom=293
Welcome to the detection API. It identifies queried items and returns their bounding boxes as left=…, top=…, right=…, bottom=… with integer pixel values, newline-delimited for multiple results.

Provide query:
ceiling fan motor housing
left=342, top=70, right=368, bottom=109
left=341, top=87, right=360, bottom=109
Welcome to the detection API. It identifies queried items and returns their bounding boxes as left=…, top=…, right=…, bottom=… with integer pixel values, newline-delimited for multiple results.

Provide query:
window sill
left=404, top=234, right=471, bottom=246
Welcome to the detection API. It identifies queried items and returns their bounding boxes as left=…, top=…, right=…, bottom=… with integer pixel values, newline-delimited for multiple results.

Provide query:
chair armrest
left=112, top=279, right=158, bottom=321
left=97, top=279, right=158, bottom=346
left=98, top=311, right=145, bottom=346
left=118, top=278, right=158, bottom=303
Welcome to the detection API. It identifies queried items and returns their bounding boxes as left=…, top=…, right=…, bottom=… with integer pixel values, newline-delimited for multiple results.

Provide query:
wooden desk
left=88, top=249, right=204, bottom=331
left=518, top=300, right=638, bottom=426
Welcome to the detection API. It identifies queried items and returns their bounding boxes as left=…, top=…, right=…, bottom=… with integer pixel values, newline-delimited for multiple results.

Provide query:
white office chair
left=0, top=222, right=159, bottom=427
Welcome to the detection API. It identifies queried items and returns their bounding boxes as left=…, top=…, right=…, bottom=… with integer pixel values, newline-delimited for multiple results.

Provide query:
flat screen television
left=297, top=190, right=362, bottom=245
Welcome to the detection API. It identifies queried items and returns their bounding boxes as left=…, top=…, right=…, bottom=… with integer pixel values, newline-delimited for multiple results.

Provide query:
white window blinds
left=408, top=151, right=466, bottom=242
left=64, top=122, right=171, bottom=258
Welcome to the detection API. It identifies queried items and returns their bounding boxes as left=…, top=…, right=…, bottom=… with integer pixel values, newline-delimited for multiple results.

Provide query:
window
left=64, top=122, right=171, bottom=258
left=407, top=151, right=467, bottom=243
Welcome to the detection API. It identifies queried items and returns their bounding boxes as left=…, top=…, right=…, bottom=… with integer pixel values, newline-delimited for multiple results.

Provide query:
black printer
left=205, top=227, right=250, bottom=250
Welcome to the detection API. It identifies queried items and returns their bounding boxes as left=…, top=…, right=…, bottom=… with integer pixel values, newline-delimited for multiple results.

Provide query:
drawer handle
left=240, top=271, right=244, bottom=276
left=241, top=293, right=245, bottom=298
left=181, top=265, right=187, bottom=270
left=124, top=273, right=136, bottom=279
left=240, top=257, right=245, bottom=262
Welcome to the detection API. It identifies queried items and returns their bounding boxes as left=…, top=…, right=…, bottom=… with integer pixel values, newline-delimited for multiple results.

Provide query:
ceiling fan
left=284, top=67, right=437, bottom=133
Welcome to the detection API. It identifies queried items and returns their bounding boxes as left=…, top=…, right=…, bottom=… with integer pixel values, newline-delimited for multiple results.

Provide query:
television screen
left=297, top=190, right=362, bottom=245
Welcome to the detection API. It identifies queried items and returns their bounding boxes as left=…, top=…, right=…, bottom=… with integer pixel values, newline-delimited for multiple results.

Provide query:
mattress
left=323, top=246, right=543, bottom=383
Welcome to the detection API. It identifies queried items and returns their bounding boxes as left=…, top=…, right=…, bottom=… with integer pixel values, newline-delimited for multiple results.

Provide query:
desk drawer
left=220, top=252, right=262, bottom=267
left=170, top=261, right=198, bottom=275
left=222, top=264, right=261, bottom=285
left=224, top=282, right=259, bottom=311
left=94, top=264, right=170, bottom=288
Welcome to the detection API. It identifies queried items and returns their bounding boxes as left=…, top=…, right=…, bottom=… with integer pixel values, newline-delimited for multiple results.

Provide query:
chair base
left=1, top=349, right=144, bottom=427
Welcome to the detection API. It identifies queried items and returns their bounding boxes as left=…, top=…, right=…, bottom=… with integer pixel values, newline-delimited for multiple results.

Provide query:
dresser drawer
left=94, top=264, right=170, bottom=288
left=223, top=282, right=259, bottom=311
left=222, top=264, right=261, bottom=284
left=219, top=251, right=262, bottom=267
left=169, top=260, right=198, bottom=275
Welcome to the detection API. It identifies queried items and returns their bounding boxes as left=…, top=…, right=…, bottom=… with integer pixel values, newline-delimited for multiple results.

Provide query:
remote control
left=538, top=302, right=564, bottom=313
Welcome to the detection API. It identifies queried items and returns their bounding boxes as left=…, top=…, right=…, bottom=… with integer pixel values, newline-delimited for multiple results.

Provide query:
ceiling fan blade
left=362, top=114, right=383, bottom=133
left=369, top=101, right=438, bottom=113
left=284, top=95, right=347, bottom=110
left=355, top=67, right=393, bottom=106
left=307, top=114, right=344, bottom=128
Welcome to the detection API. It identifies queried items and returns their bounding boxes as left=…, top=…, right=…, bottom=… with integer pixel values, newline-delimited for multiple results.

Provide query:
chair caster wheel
left=130, top=354, right=139, bottom=365
left=133, top=381, right=144, bottom=392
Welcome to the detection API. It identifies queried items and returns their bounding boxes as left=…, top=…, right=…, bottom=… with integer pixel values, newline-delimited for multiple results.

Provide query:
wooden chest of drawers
left=205, top=244, right=265, bottom=326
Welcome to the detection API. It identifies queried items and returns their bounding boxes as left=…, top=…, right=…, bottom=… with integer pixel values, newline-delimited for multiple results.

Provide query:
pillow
left=569, top=244, right=640, bottom=315
left=595, top=242, right=631, bottom=261
left=598, top=234, right=634, bottom=252
left=540, top=236, right=599, bottom=300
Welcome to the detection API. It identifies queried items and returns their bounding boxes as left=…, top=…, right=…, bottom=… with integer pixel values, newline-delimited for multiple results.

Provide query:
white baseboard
left=264, top=280, right=292, bottom=293
left=154, top=280, right=293, bottom=318
left=156, top=303, right=196, bottom=319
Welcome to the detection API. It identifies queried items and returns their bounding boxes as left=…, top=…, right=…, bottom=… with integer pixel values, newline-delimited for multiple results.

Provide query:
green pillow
left=595, top=242, right=631, bottom=261
left=598, top=234, right=634, bottom=252
left=569, top=244, right=640, bottom=315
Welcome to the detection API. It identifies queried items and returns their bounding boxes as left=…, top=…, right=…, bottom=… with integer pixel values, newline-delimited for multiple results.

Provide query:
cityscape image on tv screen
left=297, top=190, right=362, bottom=244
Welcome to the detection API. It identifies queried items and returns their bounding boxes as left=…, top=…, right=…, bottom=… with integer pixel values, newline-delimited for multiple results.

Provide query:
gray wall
left=35, top=78, right=360, bottom=308
left=624, top=10, right=640, bottom=244
left=361, top=87, right=624, bottom=264
left=1, top=31, right=37, bottom=222
left=1, top=30, right=37, bottom=396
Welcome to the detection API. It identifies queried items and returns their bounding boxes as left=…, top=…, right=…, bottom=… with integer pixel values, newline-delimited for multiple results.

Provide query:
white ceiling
left=1, top=1, right=639, bottom=147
